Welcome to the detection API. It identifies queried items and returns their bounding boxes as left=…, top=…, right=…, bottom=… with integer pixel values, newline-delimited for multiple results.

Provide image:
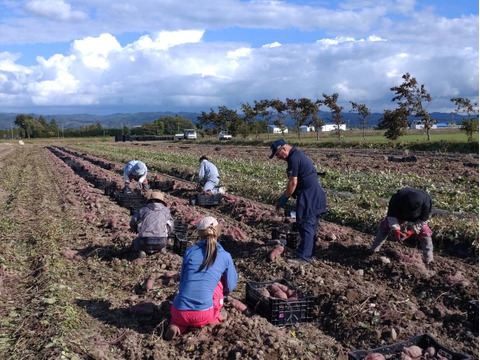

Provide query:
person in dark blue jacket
left=269, top=139, right=327, bottom=265
left=165, top=216, right=238, bottom=340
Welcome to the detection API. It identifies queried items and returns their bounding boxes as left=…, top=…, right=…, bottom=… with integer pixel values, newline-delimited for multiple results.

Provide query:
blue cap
left=269, top=138, right=286, bottom=159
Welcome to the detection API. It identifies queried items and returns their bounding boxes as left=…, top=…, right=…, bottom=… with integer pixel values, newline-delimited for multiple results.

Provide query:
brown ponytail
left=197, top=224, right=220, bottom=272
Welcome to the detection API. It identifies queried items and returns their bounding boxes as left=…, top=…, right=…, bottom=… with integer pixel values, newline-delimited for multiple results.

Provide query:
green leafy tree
left=48, top=119, right=59, bottom=137
left=286, top=98, right=304, bottom=138
left=390, top=73, right=433, bottom=140
left=377, top=108, right=409, bottom=140
left=269, top=99, right=288, bottom=134
left=451, top=98, right=479, bottom=141
left=350, top=101, right=371, bottom=141
left=14, top=114, right=45, bottom=138
left=322, top=93, right=344, bottom=139
left=309, top=99, right=325, bottom=140
left=217, top=106, right=241, bottom=135
left=253, top=99, right=276, bottom=139
left=161, top=115, right=195, bottom=134
left=241, top=102, right=256, bottom=138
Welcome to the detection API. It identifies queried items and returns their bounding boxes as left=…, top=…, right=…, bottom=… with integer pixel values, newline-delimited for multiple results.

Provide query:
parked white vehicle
left=184, top=129, right=197, bottom=140
left=218, top=131, right=232, bottom=140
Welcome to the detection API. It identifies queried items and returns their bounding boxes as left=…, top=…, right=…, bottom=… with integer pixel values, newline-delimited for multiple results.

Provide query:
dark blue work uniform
left=287, top=147, right=327, bottom=261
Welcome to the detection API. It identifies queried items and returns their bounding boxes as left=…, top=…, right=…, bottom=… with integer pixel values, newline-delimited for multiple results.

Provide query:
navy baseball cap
left=269, top=138, right=286, bottom=159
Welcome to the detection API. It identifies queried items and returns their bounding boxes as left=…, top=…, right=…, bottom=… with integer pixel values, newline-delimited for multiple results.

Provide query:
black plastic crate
left=284, top=204, right=296, bottom=218
left=245, top=278, right=314, bottom=326
left=286, top=232, right=300, bottom=249
left=271, top=224, right=299, bottom=249
left=348, top=333, right=471, bottom=360
left=173, top=233, right=188, bottom=256
left=189, top=193, right=223, bottom=206
left=468, top=300, right=479, bottom=330
left=173, top=219, right=188, bottom=233
left=151, top=180, right=175, bottom=191
left=115, top=191, right=147, bottom=213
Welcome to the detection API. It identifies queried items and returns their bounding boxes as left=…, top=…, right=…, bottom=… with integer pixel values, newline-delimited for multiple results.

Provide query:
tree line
left=4, top=73, right=478, bottom=141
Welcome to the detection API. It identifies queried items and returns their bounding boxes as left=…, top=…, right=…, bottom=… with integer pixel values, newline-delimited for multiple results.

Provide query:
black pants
left=132, top=237, right=167, bottom=252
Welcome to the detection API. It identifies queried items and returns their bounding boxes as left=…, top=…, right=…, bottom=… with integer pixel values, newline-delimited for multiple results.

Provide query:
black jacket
left=387, top=187, right=431, bottom=222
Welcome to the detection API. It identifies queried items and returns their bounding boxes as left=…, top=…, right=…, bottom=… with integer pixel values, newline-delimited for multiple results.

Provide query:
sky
left=0, top=0, right=478, bottom=115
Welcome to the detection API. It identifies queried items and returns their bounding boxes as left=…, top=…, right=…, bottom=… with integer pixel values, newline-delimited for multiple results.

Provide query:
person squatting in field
left=123, top=159, right=150, bottom=192
left=269, top=139, right=327, bottom=266
left=197, top=156, right=225, bottom=195
left=370, top=187, right=434, bottom=265
left=130, top=191, right=174, bottom=258
left=165, top=216, right=238, bottom=340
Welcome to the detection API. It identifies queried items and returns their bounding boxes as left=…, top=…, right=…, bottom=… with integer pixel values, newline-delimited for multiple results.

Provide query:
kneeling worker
left=197, top=156, right=225, bottom=195
left=370, top=187, right=434, bottom=265
left=165, top=216, right=237, bottom=340
left=130, top=192, right=174, bottom=257
left=124, top=159, right=150, bottom=192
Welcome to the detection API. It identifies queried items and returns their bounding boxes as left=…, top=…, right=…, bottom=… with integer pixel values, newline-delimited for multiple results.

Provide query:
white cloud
left=24, top=0, right=87, bottom=21
left=0, top=1, right=477, bottom=113
left=263, top=42, right=282, bottom=48
left=71, top=33, right=121, bottom=69
left=130, top=30, right=204, bottom=51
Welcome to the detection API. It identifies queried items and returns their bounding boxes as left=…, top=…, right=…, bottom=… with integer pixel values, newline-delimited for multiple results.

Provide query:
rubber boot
left=370, top=227, right=389, bottom=253
left=420, top=236, right=434, bottom=264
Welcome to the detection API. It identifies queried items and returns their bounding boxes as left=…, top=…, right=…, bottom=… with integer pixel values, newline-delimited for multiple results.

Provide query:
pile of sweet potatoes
left=362, top=345, right=450, bottom=360
left=256, top=282, right=298, bottom=301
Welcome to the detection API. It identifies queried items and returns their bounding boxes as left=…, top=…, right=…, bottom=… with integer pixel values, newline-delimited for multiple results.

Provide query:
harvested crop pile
left=257, top=281, right=298, bottom=301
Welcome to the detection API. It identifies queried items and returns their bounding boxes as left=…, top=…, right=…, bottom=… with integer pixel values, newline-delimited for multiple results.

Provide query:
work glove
left=276, top=194, right=289, bottom=209
left=394, top=230, right=407, bottom=242
left=142, top=182, right=150, bottom=191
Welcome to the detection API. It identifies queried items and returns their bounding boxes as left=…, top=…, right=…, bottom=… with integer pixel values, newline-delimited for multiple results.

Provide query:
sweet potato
left=228, top=297, right=248, bottom=312
left=272, top=282, right=289, bottom=293
left=267, top=284, right=288, bottom=300
left=268, top=245, right=284, bottom=261
left=257, top=287, right=271, bottom=299
left=402, top=345, right=422, bottom=359
left=145, top=275, right=155, bottom=292
left=286, top=289, right=296, bottom=297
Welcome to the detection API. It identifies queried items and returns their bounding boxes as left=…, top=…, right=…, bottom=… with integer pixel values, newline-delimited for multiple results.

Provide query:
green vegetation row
left=70, top=143, right=479, bottom=251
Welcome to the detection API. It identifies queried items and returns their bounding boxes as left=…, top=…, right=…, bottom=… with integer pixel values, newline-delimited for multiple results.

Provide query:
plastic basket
left=190, top=193, right=223, bottom=206
left=284, top=204, right=296, bottom=218
left=271, top=224, right=299, bottom=249
left=245, top=278, right=314, bottom=326
left=151, top=180, right=174, bottom=191
left=115, top=192, right=147, bottom=213
left=348, top=333, right=471, bottom=360
left=173, top=234, right=188, bottom=256
left=173, top=219, right=188, bottom=234
left=286, top=232, right=300, bottom=249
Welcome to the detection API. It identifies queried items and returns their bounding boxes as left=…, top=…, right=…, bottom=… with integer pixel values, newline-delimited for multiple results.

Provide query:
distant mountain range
left=0, top=110, right=468, bottom=130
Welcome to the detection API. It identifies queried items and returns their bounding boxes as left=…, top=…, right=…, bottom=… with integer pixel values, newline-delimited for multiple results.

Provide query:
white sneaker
left=218, top=186, right=226, bottom=195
